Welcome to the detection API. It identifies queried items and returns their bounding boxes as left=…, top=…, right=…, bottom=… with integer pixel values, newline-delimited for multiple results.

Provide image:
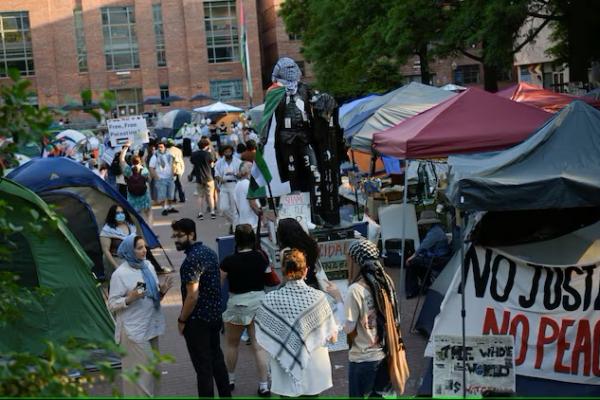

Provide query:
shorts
left=155, top=178, right=175, bottom=202
left=222, top=290, right=265, bottom=326
left=196, top=180, right=215, bottom=198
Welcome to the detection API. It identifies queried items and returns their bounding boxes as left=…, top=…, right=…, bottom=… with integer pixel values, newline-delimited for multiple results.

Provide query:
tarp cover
left=0, top=179, right=114, bottom=354
left=7, top=157, right=160, bottom=247
left=373, top=87, right=551, bottom=159
left=497, top=82, right=600, bottom=113
left=447, top=101, right=600, bottom=211
left=350, top=83, right=457, bottom=153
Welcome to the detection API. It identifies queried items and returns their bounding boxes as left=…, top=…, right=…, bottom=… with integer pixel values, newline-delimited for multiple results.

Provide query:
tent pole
left=160, top=245, right=175, bottom=269
left=399, top=159, right=409, bottom=301
left=350, top=150, right=360, bottom=219
left=456, top=209, right=467, bottom=398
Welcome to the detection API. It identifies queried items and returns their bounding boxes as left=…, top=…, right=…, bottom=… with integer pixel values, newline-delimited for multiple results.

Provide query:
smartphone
left=135, top=281, right=146, bottom=295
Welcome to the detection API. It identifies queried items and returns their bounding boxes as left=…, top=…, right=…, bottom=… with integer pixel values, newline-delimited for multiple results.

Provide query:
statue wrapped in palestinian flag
left=250, top=57, right=343, bottom=227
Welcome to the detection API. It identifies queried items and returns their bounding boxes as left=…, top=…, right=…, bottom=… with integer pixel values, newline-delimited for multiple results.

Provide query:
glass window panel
left=0, top=11, right=34, bottom=75
left=102, top=6, right=139, bottom=70
left=204, top=0, right=238, bottom=63
left=2, top=16, right=20, bottom=30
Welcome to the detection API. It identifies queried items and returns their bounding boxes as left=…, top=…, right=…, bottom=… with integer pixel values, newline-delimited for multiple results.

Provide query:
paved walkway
left=90, top=159, right=428, bottom=397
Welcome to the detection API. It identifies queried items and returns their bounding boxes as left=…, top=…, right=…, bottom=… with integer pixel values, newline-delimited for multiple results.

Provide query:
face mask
left=115, top=212, right=126, bottom=222
left=175, top=239, right=192, bottom=251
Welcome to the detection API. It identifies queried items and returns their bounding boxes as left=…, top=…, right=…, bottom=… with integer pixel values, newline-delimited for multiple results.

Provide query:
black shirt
left=220, top=250, right=268, bottom=294
left=190, top=149, right=215, bottom=183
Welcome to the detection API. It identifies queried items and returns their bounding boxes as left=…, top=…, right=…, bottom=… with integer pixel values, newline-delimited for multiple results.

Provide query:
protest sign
left=427, top=246, right=600, bottom=385
left=278, top=192, right=311, bottom=230
left=107, top=116, right=148, bottom=147
left=433, top=334, right=515, bottom=397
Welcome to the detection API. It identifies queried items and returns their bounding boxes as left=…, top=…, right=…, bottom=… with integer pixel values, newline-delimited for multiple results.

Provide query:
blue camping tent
left=7, top=157, right=159, bottom=248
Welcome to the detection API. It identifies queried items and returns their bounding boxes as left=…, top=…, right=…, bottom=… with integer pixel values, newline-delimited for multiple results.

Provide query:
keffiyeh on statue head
left=272, top=57, right=302, bottom=95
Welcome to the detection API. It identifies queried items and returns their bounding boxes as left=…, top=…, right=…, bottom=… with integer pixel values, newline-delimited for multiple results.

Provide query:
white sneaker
left=241, top=330, right=249, bottom=342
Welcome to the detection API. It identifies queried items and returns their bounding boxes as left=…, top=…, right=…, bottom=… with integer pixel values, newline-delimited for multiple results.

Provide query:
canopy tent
left=440, top=83, right=466, bottom=92
left=447, top=100, right=600, bottom=212
left=373, top=87, right=551, bottom=159
left=339, top=94, right=379, bottom=122
left=341, top=86, right=407, bottom=139
left=350, top=83, right=457, bottom=153
left=194, top=101, right=244, bottom=113
left=497, top=82, right=600, bottom=113
left=0, top=179, right=114, bottom=354
left=7, top=157, right=160, bottom=248
left=154, top=109, right=192, bottom=139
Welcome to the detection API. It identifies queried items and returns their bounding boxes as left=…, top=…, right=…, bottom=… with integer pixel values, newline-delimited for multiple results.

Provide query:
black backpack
left=110, top=154, right=122, bottom=176
left=127, top=167, right=147, bottom=196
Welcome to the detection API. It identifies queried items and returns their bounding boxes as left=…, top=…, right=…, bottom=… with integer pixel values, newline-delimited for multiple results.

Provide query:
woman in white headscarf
left=108, top=235, right=173, bottom=397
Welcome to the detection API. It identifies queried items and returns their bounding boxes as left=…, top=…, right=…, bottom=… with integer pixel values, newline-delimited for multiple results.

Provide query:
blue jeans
left=348, top=358, right=391, bottom=398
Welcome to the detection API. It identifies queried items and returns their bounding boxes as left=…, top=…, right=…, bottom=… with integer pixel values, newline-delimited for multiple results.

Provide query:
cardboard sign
left=278, top=192, right=311, bottom=230
left=318, top=238, right=353, bottom=280
left=107, top=116, right=148, bottom=147
left=433, top=335, right=515, bottom=397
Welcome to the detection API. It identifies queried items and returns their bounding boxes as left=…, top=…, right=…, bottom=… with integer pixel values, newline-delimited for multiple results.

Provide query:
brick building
left=0, top=0, right=266, bottom=121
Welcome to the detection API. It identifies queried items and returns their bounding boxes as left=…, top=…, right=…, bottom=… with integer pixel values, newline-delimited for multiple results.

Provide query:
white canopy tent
left=193, top=101, right=244, bottom=113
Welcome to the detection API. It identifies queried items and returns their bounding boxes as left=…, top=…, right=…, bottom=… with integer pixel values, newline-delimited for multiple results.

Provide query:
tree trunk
left=418, top=44, right=431, bottom=85
left=482, top=63, right=498, bottom=92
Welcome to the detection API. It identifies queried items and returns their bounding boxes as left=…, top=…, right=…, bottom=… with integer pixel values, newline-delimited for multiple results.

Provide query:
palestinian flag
left=248, top=149, right=271, bottom=199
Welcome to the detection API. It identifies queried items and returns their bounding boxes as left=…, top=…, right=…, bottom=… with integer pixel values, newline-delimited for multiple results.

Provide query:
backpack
left=110, top=155, right=122, bottom=176
left=127, top=167, right=147, bottom=196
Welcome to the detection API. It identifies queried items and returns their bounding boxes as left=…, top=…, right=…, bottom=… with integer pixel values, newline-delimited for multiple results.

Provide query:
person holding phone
left=108, top=234, right=173, bottom=396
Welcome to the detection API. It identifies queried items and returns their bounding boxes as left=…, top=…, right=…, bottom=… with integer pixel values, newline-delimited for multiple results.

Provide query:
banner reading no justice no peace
left=426, top=246, right=600, bottom=385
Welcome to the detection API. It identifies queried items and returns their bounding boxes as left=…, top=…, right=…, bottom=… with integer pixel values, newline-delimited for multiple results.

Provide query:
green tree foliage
left=280, top=0, right=405, bottom=97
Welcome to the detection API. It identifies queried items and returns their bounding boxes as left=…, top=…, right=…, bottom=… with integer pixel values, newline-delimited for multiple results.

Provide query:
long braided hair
left=349, top=239, right=400, bottom=346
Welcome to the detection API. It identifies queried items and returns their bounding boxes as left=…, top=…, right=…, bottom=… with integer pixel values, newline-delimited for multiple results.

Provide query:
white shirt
left=215, top=157, right=242, bottom=182
left=149, top=151, right=174, bottom=180
left=234, top=178, right=259, bottom=228
left=108, top=261, right=166, bottom=344
left=270, top=346, right=333, bottom=396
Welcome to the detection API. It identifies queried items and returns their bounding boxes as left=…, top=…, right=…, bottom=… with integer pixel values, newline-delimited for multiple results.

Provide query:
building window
left=519, top=66, right=531, bottom=83
left=454, top=64, right=480, bottom=85
left=160, top=85, right=170, bottom=106
left=102, top=6, right=139, bottom=71
left=204, top=0, right=239, bottom=63
left=0, top=11, right=34, bottom=77
left=288, top=33, right=302, bottom=41
left=152, top=4, right=166, bottom=67
left=73, top=9, right=88, bottom=72
left=112, top=88, right=143, bottom=116
left=210, top=79, right=242, bottom=100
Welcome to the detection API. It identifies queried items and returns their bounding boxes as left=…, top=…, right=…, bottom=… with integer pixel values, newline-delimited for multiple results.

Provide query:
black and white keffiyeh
left=255, top=279, right=336, bottom=383
left=272, top=57, right=302, bottom=95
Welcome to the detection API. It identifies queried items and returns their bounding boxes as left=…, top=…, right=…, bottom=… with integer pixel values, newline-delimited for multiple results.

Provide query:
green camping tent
left=0, top=178, right=114, bottom=354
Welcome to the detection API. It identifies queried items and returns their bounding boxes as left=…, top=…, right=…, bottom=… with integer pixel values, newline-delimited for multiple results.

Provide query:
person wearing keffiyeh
left=108, top=235, right=173, bottom=397
left=254, top=249, right=338, bottom=397
left=326, top=239, right=398, bottom=398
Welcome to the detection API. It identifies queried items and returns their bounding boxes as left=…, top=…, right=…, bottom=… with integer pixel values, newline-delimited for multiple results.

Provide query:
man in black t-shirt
left=190, top=138, right=217, bottom=220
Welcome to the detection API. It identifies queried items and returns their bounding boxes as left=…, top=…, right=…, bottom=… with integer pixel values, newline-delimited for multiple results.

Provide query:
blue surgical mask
left=115, top=212, right=126, bottom=222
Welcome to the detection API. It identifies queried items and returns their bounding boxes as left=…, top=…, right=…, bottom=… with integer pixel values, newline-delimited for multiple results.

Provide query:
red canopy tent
left=373, top=87, right=551, bottom=159
left=497, top=82, right=600, bottom=113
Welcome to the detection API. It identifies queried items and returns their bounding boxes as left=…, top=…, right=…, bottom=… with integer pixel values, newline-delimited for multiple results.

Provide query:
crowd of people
left=50, top=117, right=428, bottom=398
left=108, top=213, right=406, bottom=398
